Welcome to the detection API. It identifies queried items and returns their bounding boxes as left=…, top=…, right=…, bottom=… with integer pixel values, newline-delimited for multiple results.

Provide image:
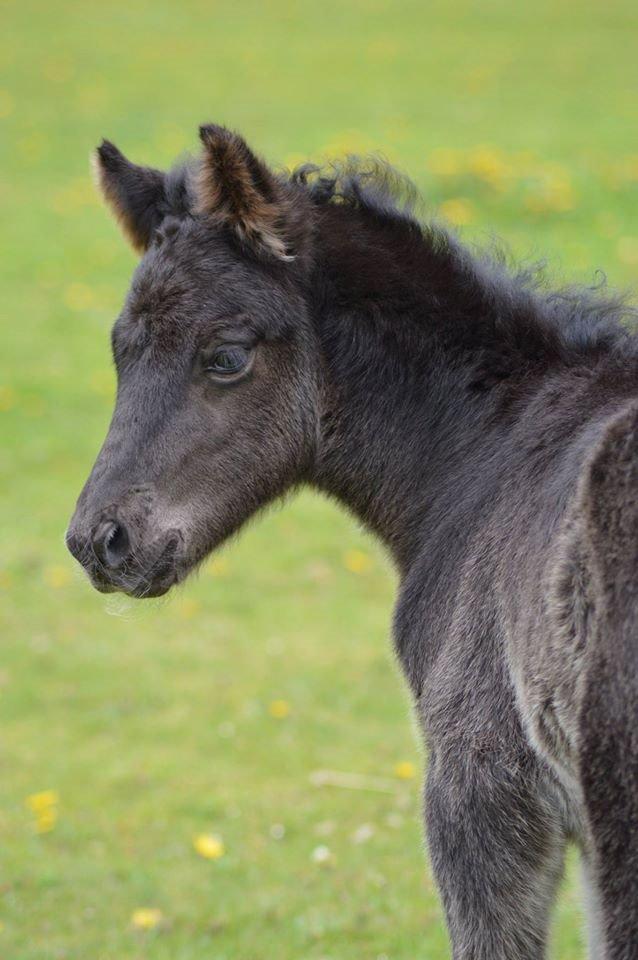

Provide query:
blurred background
left=1, top=1, right=637, bottom=957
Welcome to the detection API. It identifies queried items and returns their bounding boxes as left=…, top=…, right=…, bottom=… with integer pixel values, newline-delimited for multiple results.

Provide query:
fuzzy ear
left=196, top=124, right=294, bottom=261
left=92, top=140, right=168, bottom=252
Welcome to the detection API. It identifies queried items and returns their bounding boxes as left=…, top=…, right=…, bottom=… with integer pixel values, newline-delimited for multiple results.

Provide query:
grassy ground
left=1, top=0, right=638, bottom=956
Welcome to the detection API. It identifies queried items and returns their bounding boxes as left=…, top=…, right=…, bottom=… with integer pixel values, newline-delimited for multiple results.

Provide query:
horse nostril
left=93, top=520, right=131, bottom=569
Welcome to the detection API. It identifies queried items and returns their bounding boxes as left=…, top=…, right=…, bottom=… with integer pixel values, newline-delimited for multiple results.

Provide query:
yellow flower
left=64, top=282, right=94, bottom=312
left=193, top=833, right=225, bottom=860
left=44, top=565, right=71, bottom=589
left=175, top=597, right=200, bottom=619
left=524, top=164, right=575, bottom=214
left=343, top=549, right=372, bottom=574
left=206, top=556, right=229, bottom=577
left=35, top=808, right=58, bottom=834
left=26, top=790, right=59, bottom=813
left=26, top=790, right=59, bottom=833
left=394, top=761, right=417, bottom=780
left=131, top=908, right=163, bottom=930
left=269, top=699, right=291, bottom=719
left=467, top=145, right=510, bottom=189
left=439, top=198, right=475, bottom=226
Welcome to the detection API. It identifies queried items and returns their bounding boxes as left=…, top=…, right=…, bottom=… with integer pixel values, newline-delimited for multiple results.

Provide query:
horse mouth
left=87, top=533, right=183, bottom=599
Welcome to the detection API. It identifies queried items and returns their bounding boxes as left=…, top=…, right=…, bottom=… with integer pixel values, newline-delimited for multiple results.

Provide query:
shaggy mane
left=289, top=155, right=421, bottom=225
left=288, top=155, right=638, bottom=354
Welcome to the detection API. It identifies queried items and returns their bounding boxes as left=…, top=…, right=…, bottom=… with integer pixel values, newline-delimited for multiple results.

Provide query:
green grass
left=1, top=0, right=637, bottom=956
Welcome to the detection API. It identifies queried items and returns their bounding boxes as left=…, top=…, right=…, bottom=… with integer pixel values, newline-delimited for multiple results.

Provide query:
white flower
left=352, top=823, right=374, bottom=844
left=311, top=844, right=332, bottom=865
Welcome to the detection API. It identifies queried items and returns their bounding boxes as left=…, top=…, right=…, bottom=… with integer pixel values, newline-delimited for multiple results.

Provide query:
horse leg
left=424, top=743, right=567, bottom=960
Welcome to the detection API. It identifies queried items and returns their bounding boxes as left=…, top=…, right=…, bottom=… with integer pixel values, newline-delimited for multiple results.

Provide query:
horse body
left=67, top=126, right=638, bottom=958
left=397, top=391, right=638, bottom=958
left=314, top=201, right=638, bottom=956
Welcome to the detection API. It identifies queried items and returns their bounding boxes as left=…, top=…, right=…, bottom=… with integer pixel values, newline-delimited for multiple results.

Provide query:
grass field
left=2, top=0, right=638, bottom=956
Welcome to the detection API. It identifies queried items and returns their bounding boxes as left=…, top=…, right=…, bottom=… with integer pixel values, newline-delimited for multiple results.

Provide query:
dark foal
left=67, top=125, right=638, bottom=959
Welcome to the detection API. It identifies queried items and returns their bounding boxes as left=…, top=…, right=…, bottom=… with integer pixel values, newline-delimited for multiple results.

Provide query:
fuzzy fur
left=69, top=126, right=638, bottom=958
left=92, top=140, right=171, bottom=251
left=196, top=124, right=296, bottom=260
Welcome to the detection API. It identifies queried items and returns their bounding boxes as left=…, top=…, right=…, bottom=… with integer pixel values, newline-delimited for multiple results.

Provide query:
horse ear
left=196, top=124, right=295, bottom=261
left=92, top=140, right=167, bottom=252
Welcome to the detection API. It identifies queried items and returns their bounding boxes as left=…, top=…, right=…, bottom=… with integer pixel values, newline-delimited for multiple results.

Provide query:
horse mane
left=289, top=155, right=421, bottom=225
left=288, top=155, right=638, bottom=357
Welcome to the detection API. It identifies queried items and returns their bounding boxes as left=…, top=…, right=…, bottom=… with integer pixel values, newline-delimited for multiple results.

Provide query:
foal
left=67, top=125, right=638, bottom=958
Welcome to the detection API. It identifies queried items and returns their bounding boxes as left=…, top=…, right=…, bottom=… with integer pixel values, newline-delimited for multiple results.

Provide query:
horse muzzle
left=66, top=505, right=184, bottom=599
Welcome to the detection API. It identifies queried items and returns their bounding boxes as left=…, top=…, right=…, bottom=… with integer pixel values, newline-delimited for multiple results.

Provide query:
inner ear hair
left=196, top=124, right=294, bottom=261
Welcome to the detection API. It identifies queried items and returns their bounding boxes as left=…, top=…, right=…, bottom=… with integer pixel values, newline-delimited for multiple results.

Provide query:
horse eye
left=206, top=345, right=251, bottom=379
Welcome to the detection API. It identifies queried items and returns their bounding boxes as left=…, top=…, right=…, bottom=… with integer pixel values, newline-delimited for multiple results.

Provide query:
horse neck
left=307, top=204, right=499, bottom=571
